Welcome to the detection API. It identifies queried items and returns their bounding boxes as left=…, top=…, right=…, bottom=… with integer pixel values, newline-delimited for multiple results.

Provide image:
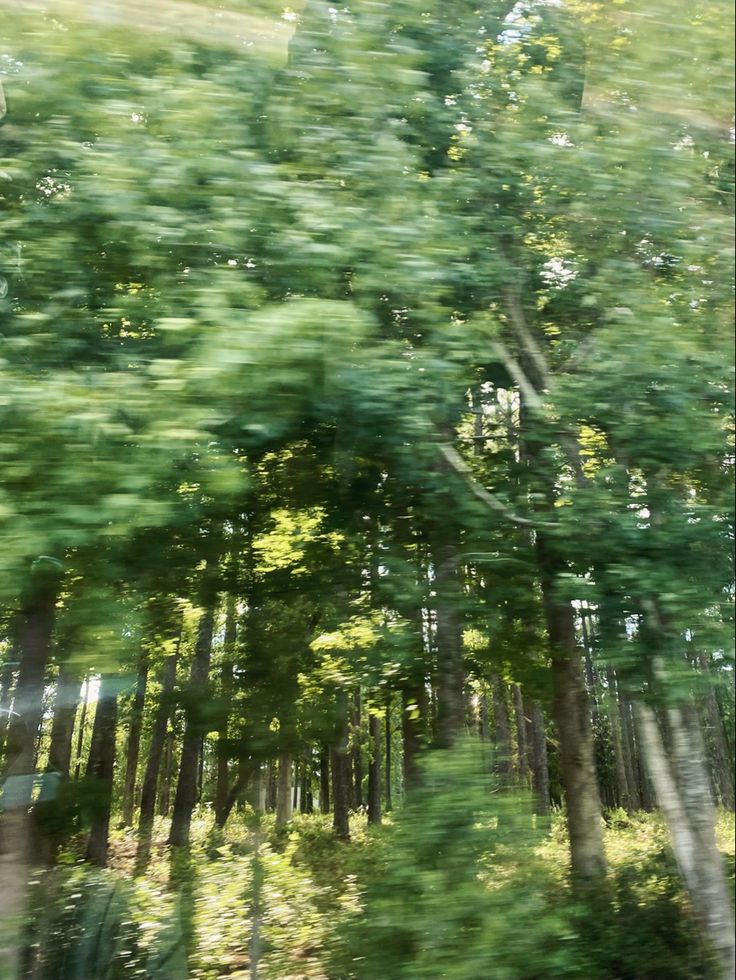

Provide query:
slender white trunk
left=636, top=702, right=735, bottom=978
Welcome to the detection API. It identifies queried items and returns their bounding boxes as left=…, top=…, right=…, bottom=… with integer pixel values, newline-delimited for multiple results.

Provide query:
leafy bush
left=330, top=739, right=718, bottom=980
left=24, top=866, right=186, bottom=980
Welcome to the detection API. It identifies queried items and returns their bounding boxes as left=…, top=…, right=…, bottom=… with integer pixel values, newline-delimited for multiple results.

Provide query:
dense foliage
left=0, top=1, right=733, bottom=978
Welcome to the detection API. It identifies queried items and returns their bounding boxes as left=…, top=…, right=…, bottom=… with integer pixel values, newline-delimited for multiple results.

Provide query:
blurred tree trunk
left=367, top=709, right=381, bottom=825
left=636, top=699, right=735, bottom=978
left=121, top=657, right=148, bottom=827
left=215, top=594, right=237, bottom=825
left=3, top=572, right=59, bottom=781
left=331, top=693, right=351, bottom=840
left=513, top=684, right=529, bottom=785
left=266, top=759, right=277, bottom=812
left=538, top=534, right=605, bottom=879
left=159, top=729, right=174, bottom=816
left=478, top=691, right=490, bottom=741
left=697, top=651, right=734, bottom=811
left=47, top=661, right=80, bottom=777
left=300, top=752, right=312, bottom=814
left=491, top=674, right=513, bottom=784
left=275, top=753, right=293, bottom=828
left=0, top=567, right=60, bottom=980
left=433, top=535, right=465, bottom=747
left=0, top=658, right=15, bottom=752
left=169, top=597, right=215, bottom=848
left=216, top=762, right=252, bottom=829
left=319, top=744, right=330, bottom=812
left=605, top=667, right=633, bottom=811
left=619, top=693, right=645, bottom=810
left=402, top=682, right=426, bottom=791
left=85, top=675, right=118, bottom=867
left=384, top=690, right=392, bottom=811
left=352, top=689, right=363, bottom=808
left=136, top=647, right=178, bottom=871
left=517, top=356, right=605, bottom=876
left=73, top=674, right=90, bottom=781
left=580, top=609, right=600, bottom=724
left=529, top=699, right=551, bottom=816
left=246, top=763, right=264, bottom=813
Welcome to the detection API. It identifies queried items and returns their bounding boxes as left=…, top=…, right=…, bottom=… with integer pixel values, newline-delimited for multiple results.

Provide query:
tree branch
left=438, top=443, right=558, bottom=530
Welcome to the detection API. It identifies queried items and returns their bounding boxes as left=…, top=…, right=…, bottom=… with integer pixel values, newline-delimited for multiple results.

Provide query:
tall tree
left=169, top=593, right=217, bottom=849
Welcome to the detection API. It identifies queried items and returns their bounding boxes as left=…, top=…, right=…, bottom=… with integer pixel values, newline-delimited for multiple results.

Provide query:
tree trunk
left=3, top=574, right=59, bottom=782
left=246, top=763, right=264, bottom=813
left=169, top=597, right=215, bottom=848
left=216, top=763, right=251, bottom=829
left=605, top=667, right=632, bottom=811
left=636, top=701, right=735, bottom=978
left=619, top=692, right=644, bottom=810
left=266, top=759, right=277, bottom=812
left=215, top=594, right=237, bottom=825
left=513, top=684, right=529, bottom=785
left=0, top=567, right=59, bottom=980
left=697, top=651, right=735, bottom=811
left=402, top=682, right=426, bottom=791
left=73, top=674, right=90, bottom=781
left=0, top=658, right=15, bottom=752
left=538, top=534, right=605, bottom=879
left=384, top=690, right=392, bottom=811
left=433, top=537, right=465, bottom=746
left=275, top=752, right=293, bottom=828
left=580, top=609, right=600, bottom=724
left=491, top=673, right=513, bottom=784
left=198, top=735, right=205, bottom=802
left=367, top=710, right=381, bottom=825
left=85, top=675, right=118, bottom=867
left=331, top=695, right=350, bottom=840
left=479, top=692, right=490, bottom=741
left=299, top=756, right=312, bottom=814
left=352, top=689, right=363, bottom=808
left=136, top=648, right=178, bottom=870
left=121, top=658, right=148, bottom=827
left=159, top=729, right=174, bottom=816
left=47, top=661, right=80, bottom=777
left=528, top=699, right=550, bottom=816
left=319, top=745, right=330, bottom=812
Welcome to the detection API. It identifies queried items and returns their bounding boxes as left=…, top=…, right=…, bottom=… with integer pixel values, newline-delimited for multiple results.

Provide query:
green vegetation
left=0, top=1, right=733, bottom=978
left=26, top=767, right=734, bottom=980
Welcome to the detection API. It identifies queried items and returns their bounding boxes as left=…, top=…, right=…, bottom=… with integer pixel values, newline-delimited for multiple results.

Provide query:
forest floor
left=92, top=808, right=735, bottom=980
